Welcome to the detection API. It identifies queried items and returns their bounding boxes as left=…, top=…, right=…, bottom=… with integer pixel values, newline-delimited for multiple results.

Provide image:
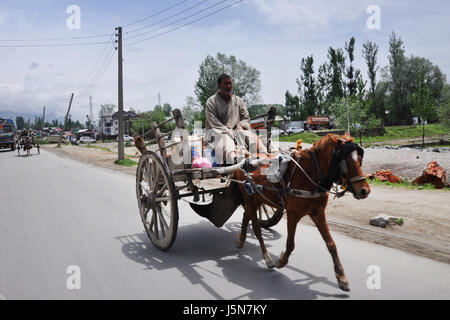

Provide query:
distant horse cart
left=17, top=130, right=40, bottom=156
left=134, top=107, right=370, bottom=292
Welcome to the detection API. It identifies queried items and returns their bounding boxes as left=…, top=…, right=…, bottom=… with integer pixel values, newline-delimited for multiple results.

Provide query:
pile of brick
left=413, top=161, right=449, bottom=189
left=366, top=170, right=402, bottom=183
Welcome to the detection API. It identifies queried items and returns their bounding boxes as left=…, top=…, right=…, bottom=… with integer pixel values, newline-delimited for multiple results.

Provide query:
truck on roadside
left=306, top=116, right=335, bottom=130
left=0, top=118, right=16, bottom=151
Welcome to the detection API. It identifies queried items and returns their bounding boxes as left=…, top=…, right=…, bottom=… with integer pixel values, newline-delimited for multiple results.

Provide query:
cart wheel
left=257, top=203, right=285, bottom=229
left=136, top=151, right=178, bottom=251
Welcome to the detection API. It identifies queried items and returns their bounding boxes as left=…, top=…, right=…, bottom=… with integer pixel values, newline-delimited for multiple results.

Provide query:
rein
left=235, top=141, right=366, bottom=209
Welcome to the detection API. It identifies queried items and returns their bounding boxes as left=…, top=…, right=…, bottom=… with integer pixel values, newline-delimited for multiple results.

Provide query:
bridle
left=313, top=140, right=366, bottom=198
left=268, top=140, right=367, bottom=201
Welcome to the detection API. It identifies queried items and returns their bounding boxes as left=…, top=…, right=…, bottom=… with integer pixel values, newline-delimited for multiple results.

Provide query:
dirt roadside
left=42, top=143, right=450, bottom=264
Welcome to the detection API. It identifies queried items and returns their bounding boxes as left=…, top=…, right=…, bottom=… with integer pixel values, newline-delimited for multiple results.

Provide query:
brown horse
left=234, top=134, right=370, bottom=292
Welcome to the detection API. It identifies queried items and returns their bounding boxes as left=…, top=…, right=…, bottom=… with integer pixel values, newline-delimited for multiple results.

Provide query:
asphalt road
left=0, top=149, right=449, bottom=300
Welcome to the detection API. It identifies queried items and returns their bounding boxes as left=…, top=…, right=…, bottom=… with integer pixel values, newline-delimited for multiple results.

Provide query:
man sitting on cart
left=205, top=73, right=266, bottom=165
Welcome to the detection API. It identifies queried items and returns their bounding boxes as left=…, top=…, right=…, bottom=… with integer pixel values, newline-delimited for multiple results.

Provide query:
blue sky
left=0, top=0, right=449, bottom=122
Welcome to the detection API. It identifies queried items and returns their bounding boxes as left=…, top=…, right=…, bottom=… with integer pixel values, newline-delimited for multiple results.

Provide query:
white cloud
left=250, top=0, right=373, bottom=28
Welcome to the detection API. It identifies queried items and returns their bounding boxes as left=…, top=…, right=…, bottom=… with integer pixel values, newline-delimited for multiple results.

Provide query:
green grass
left=114, top=158, right=138, bottom=167
left=86, top=144, right=112, bottom=152
left=367, top=178, right=450, bottom=191
left=279, top=132, right=321, bottom=144
left=279, top=124, right=450, bottom=146
left=37, top=138, right=50, bottom=145
left=362, top=124, right=449, bottom=145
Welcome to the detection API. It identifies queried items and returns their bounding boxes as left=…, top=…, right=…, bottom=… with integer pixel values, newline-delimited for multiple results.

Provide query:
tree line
left=95, top=31, right=450, bottom=137
left=15, top=115, right=84, bottom=131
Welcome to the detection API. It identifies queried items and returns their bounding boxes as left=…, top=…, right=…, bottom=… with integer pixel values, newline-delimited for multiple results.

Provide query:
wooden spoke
left=156, top=207, right=168, bottom=238
left=155, top=196, right=171, bottom=202
left=145, top=160, right=153, bottom=191
left=153, top=166, right=161, bottom=189
left=160, top=205, right=171, bottom=219
left=262, top=204, right=271, bottom=220
left=156, top=183, right=168, bottom=197
left=152, top=210, right=159, bottom=240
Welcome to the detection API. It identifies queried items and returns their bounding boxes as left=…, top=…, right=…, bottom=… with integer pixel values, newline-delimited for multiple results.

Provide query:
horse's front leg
left=236, top=205, right=250, bottom=249
left=310, top=210, right=350, bottom=292
left=276, top=210, right=301, bottom=268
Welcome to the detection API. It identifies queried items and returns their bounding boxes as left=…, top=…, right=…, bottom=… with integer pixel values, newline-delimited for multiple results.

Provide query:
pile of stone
left=413, top=161, right=449, bottom=189
left=366, top=170, right=402, bottom=183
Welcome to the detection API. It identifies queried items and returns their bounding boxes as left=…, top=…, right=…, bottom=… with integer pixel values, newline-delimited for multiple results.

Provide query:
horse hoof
left=275, top=251, right=286, bottom=269
left=266, top=260, right=275, bottom=269
left=339, top=283, right=350, bottom=292
left=275, top=260, right=284, bottom=269
left=264, top=254, right=275, bottom=269
left=236, top=241, right=244, bottom=249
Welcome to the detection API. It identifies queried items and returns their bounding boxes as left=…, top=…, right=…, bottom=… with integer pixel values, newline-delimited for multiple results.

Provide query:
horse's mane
left=311, top=133, right=354, bottom=154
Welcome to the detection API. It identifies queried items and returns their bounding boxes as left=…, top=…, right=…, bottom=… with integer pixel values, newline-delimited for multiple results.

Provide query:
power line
left=74, top=35, right=115, bottom=93
left=86, top=47, right=116, bottom=94
left=125, top=0, right=210, bottom=34
left=125, top=0, right=243, bottom=47
left=124, top=0, right=229, bottom=41
left=0, top=33, right=113, bottom=42
left=78, top=43, right=116, bottom=97
left=123, top=0, right=189, bottom=27
left=0, top=40, right=112, bottom=48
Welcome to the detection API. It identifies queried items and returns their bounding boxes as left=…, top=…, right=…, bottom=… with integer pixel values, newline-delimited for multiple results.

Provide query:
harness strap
left=311, top=151, right=324, bottom=181
left=286, top=154, right=300, bottom=188
left=286, top=188, right=327, bottom=199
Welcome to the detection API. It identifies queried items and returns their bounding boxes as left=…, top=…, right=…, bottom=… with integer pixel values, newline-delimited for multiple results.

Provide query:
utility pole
left=116, top=26, right=124, bottom=161
left=346, top=97, right=350, bottom=135
left=58, top=93, right=74, bottom=148
left=158, top=92, right=161, bottom=107
left=42, top=106, right=46, bottom=131
left=89, top=95, right=93, bottom=132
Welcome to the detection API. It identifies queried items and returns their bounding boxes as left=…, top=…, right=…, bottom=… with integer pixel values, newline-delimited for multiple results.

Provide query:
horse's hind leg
left=248, top=203, right=275, bottom=268
left=310, top=210, right=350, bottom=292
left=276, top=210, right=301, bottom=268
left=236, top=206, right=250, bottom=249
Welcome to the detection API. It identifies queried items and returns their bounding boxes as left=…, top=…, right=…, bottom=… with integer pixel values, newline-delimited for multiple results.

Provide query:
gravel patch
left=362, top=147, right=450, bottom=182
left=278, top=141, right=449, bottom=182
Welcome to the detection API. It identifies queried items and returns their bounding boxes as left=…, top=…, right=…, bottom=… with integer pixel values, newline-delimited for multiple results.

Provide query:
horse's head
left=314, top=134, right=370, bottom=199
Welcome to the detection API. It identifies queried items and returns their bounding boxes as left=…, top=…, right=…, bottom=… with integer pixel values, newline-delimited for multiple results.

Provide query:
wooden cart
left=17, top=131, right=40, bottom=157
left=135, top=107, right=284, bottom=251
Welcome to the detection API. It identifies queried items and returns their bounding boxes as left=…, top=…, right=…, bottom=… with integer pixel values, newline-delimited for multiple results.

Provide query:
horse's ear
left=339, top=133, right=354, bottom=144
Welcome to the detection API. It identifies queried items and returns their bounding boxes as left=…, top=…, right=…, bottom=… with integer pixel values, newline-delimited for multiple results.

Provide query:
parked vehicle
left=0, top=118, right=16, bottom=151
left=80, top=136, right=96, bottom=143
left=285, top=127, right=305, bottom=135
left=47, top=135, right=68, bottom=144
left=306, top=116, right=335, bottom=130
left=117, top=135, right=134, bottom=143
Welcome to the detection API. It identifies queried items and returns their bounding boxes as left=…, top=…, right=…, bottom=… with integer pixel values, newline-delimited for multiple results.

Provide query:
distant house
left=99, top=113, right=114, bottom=137
left=112, top=111, right=140, bottom=136
left=99, top=111, right=140, bottom=137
